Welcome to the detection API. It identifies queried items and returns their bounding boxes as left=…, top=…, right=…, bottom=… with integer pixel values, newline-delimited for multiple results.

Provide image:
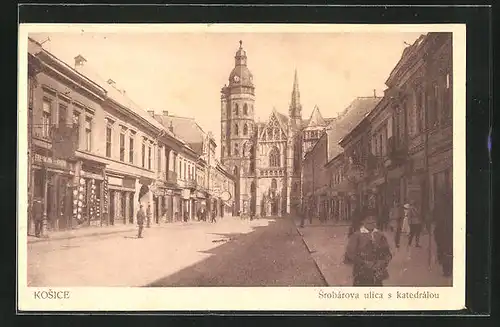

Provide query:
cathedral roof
left=326, top=96, right=382, bottom=161
left=306, top=105, right=327, bottom=127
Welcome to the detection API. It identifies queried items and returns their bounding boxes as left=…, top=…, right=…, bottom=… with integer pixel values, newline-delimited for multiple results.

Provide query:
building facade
left=26, top=37, right=212, bottom=233
left=220, top=41, right=338, bottom=218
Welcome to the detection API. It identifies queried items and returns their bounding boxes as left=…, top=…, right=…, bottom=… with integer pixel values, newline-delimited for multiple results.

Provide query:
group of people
left=294, top=191, right=453, bottom=287
left=196, top=207, right=218, bottom=223
left=341, top=191, right=453, bottom=286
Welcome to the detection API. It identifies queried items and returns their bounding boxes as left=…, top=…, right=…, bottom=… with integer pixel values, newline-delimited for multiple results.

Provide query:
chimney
left=168, top=121, right=174, bottom=133
left=163, top=111, right=169, bottom=116
left=74, top=54, right=87, bottom=68
left=107, top=79, right=116, bottom=86
left=373, top=89, right=377, bottom=98
left=147, top=110, right=155, bottom=116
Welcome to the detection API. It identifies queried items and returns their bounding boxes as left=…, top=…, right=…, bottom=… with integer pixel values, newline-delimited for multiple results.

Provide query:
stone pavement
left=27, top=216, right=325, bottom=287
left=294, top=217, right=452, bottom=287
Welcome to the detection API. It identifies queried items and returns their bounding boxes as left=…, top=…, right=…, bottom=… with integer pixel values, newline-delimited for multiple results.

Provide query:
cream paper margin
left=17, top=23, right=466, bottom=312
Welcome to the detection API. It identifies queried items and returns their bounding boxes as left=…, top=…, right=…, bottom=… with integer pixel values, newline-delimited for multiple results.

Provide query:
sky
left=29, top=30, right=423, bottom=150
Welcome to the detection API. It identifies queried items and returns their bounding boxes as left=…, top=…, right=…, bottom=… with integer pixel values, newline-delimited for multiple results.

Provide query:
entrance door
left=129, top=193, right=134, bottom=224
left=109, top=191, right=115, bottom=225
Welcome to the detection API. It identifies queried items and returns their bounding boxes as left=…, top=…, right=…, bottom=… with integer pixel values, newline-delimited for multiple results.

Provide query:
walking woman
left=344, top=207, right=393, bottom=286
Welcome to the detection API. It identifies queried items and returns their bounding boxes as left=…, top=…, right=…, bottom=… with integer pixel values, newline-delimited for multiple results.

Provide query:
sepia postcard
left=17, top=23, right=466, bottom=312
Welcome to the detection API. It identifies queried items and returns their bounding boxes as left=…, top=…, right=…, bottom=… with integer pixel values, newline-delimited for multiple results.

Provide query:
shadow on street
left=145, top=218, right=327, bottom=287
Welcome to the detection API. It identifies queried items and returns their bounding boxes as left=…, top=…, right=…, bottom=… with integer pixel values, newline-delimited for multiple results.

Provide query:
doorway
left=109, top=191, right=115, bottom=225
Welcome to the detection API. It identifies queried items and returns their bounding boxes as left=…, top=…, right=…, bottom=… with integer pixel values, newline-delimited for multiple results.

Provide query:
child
left=344, top=208, right=393, bottom=286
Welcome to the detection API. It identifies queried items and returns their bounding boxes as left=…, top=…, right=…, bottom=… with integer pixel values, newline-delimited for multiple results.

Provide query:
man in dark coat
left=344, top=208, right=393, bottom=286
left=137, top=204, right=145, bottom=238
left=32, top=198, right=44, bottom=237
left=406, top=200, right=423, bottom=247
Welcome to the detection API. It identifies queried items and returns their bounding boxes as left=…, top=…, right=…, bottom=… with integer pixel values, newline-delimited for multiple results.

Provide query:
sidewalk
left=296, top=221, right=452, bottom=287
left=293, top=216, right=351, bottom=228
left=27, top=215, right=235, bottom=244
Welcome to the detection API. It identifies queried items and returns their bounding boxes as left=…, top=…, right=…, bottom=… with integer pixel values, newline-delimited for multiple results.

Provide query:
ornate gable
left=259, top=109, right=288, bottom=141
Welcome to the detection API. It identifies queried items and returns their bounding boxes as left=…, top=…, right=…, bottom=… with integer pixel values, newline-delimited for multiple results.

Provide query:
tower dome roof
left=228, top=40, right=254, bottom=87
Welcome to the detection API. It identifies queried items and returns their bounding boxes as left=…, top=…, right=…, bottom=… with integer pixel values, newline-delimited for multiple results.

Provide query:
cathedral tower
left=289, top=69, right=303, bottom=129
left=220, top=41, right=256, bottom=214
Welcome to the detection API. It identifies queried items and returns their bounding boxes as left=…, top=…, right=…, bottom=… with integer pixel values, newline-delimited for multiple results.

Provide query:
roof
left=326, top=96, right=382, bottom=161
left=154, top=114, right=205, bottom=155
left=274, top=111, right=289, bottom=127
left=306, top=105, right=327, bottom=127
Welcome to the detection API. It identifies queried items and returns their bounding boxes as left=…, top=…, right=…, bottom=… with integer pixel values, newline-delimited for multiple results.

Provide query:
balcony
left=165, top=170, right=177, bottom=187
left=185, top=179, right=197, bottom=189
left=259, top=167, right=285, bottom=177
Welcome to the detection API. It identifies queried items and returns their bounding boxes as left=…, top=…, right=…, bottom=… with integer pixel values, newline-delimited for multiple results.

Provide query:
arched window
left=233, top=104, right=239, bottom=116
left=243, top=103, right=248, bottom=115
left=249, top=146, right=255, bottom=172
left=234, top=123, right=239, bottom=136
left=269, top=147, right=280, bottom=167
left=234, top=143, right=239, bottom=156
left=243, top=123, right=248, bottom=136
left=271, top=178, right=277, bottom=190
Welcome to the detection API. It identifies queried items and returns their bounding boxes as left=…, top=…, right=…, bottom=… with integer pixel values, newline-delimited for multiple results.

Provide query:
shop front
left=181, top=189, right=191, bottom=221
left=31, top=152, right=76, bottom=232
left=107, top=174, right=136, bottom=225
left=76, top=161, right=107, bottom=227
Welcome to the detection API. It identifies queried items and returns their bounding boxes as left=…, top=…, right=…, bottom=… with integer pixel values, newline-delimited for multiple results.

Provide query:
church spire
left=289, top=69, right=302, bottom=121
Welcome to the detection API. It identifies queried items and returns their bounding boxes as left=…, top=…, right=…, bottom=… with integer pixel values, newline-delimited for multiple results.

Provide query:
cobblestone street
left=27, top=216, right=326, bottom=287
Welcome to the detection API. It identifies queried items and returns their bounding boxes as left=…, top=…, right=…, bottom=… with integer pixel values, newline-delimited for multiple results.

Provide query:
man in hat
left=405, top=200, right=423, bottom=248
left=136, top=204, right=145, bottom=238
left=344, top=207, right=393, bottom=286
left=32, top=197, right=44, bottom=238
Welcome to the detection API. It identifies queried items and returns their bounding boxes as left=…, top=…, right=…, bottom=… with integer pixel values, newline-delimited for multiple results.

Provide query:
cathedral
left=220, top=41, right=332, bottom=217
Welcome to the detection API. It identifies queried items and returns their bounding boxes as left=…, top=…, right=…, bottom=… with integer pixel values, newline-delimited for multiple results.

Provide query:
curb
left=28, top=226, right=138, bottom=244
left=294, top=223, right=329, bottom=287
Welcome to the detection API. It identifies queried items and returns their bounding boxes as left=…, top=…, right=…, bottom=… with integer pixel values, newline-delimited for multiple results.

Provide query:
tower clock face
left=233, top=75, right=240, bottom=83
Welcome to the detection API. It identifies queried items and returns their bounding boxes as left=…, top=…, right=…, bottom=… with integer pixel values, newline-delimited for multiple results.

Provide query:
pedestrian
left=299, top=205, right=305, bottom=228
left=405, top=200, right=423, bottom=248
left=146, top=204, right=152, bottom=228
left=32, top=197, right=44, bottom=238
left=344, top=207, right=393, bottom=286
left=379, top=202, right=390, bottom=231
left=211, top=209, right=217, bottom=223
left=347, top=207, right=362, bottom=238
left=390, top=201, right=404, bottom=248
left=136, top=204, right=145, bottom=238
left=433, top=191, right=453, bottom=277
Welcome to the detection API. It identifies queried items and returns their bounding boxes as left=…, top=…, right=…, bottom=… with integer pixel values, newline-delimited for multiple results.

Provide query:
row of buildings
left=302, top=32, right=453, bottom=225
left=27, top=37, right=236, bottom=234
